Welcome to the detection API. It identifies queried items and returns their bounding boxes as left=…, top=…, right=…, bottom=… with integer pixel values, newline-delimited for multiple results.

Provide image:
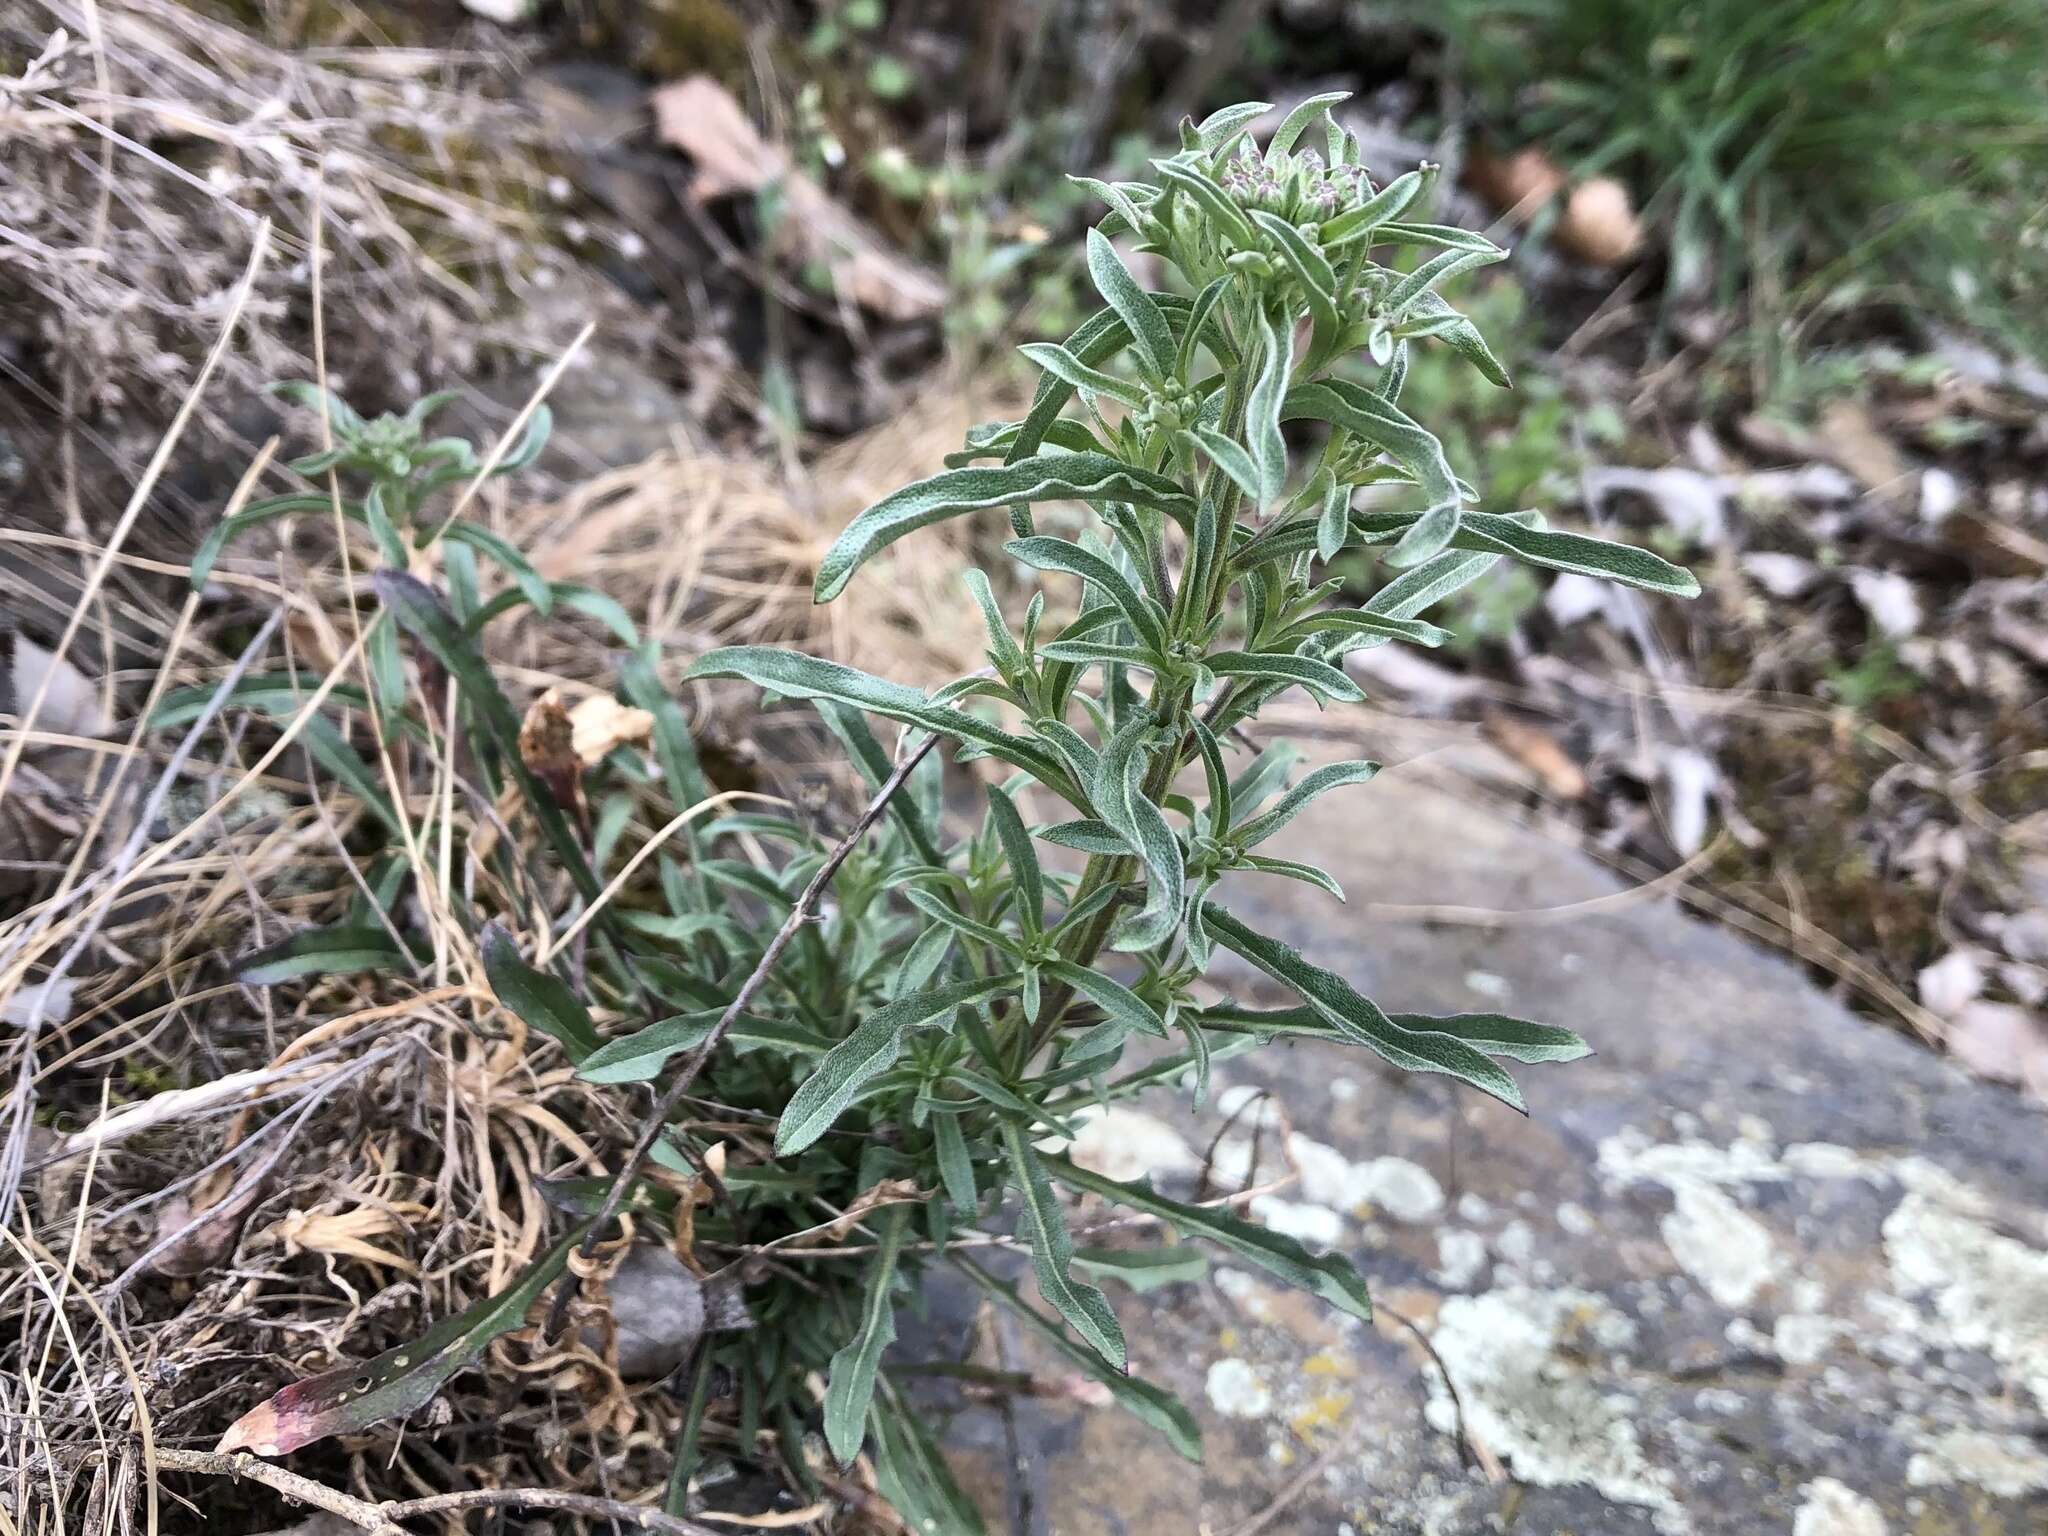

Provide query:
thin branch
left=379, top=1487, right=729, bottom=1535
left=139, top=1448, right=406, bottom=1535
left=559, top=732, right=943, bottom=1303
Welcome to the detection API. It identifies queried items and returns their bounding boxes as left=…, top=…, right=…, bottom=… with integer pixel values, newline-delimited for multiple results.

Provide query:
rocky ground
left=918, top=747, right=2048, bottom=1535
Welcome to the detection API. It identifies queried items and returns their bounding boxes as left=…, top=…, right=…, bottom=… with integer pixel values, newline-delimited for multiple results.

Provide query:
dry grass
left=0, top=286, right=1026, bottom=1529
left=0, top=0, right=574, bottom=552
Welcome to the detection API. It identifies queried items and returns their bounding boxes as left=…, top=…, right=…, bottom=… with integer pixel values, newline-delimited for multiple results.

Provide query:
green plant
left=1424, top=0, right=2048, bottom=355
left=194, top=97, right=1696, bottom=1526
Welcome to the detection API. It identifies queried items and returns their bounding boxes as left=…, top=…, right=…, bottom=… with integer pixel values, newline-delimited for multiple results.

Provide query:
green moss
left=574, top=0, right=750, bottom=85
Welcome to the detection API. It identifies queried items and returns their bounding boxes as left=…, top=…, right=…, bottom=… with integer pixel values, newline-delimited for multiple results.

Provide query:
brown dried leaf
left=822, top=1177, right=925, bottom=1242
left=650, top=75, right=944, bottom=321
left=518, top=686, right=582, bottom=816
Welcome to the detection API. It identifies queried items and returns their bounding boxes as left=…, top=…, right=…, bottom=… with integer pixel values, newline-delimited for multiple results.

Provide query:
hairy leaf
left=778, top=976, right=1017, bottom=1154
left=1048, top=1156, right=1371, bottom=1320
left=824, top=1204, right=908, bottom=1463
left=1001, top=1124, right=1127, bottom=1367
left=815, top=454, right=1193, bottom=602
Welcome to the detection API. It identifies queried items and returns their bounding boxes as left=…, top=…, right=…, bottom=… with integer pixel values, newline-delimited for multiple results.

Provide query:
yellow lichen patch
left=1302, top=1351, right=1353, bottom=1379
left=1289, top=1391, right=1353, bottom=1441
left=1218, top=1326, right=1240, bottom=1351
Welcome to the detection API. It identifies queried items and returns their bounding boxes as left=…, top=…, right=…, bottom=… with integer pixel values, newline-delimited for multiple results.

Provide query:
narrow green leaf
left=1042, top=960, right=1168, bottom=1039
left=986, top=785, right=1043, bottom=935
left=1375, top=221, right=1504, bottom=254
left=1453, top=510, right=1700, bottom=598
left=1086, top=227, right=1173, bottom=379
left=1388, top=1011, right=1592, bottom=1064
left=235, top=925, right=412, bottom=987
left=441, top=521, right=552, bottom=616
left=1385, top=246, right=1508, bottom=318
left=1037, top=819, right=1129, bottom=856
left=1018, top=341, right=1148, bottom=409
left=777, top=975, right=1016, bottom=1154
left=1229, top=759, right=1380, bottom=848
left=1191, top=100, right=1272, bottom=153
left=963, top=568, right=1028, bottom=679
left=1205, top=649, right=1364, bottom=703
left=1006, top=536, right=1170, bottom=653
left=1268, top=90, right=1349, bottom=155
left=1249, top=210, right=1340, bottom=343
left=932, top=1109, right=978, bottom=1213
left=1281, top=608, right=1450, bottom=649
left=1073, top=1244, right=1210, bottom=1292
left=1237, top=854, right=1345, bottom=900
left=1281, top=379, right=1458, bottom=518
left=1000, top=1123, right=1126, bottom=1368
left=1319, top=168, right=1429, bottom=248
left=1365, top=547, right=1503, bottom=621
left=1402, top=290, right=1511, bottom=387
left=1245, top=305, right=1293, bottom=510
left=576, top=1010, right=723, bottom=1085
left=1047, top=1156, right=1372, bottom=1320
left=1314, top=472, right=1349, bottom=564
left=1190, top=718, right=1231, bottom=835
left=480, top=922, right=602, bottom=1064
left=1187, top=426, right=1263, bottom=505
left=1200, top=903, right=1527, bottom=1110
left=955, top=1255, right=1201, bottom=1460
left=1092, top=714, right=1185, bottom=950
left=684, top=647, right=1081, bottom=805
left=824, top=1205, right=908, bottom=1464
left=815, top=454, right=1193, bottom=602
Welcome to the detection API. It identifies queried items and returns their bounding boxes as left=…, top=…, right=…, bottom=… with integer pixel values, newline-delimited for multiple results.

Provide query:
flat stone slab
left=934, top=760, right=2048, bottom=1535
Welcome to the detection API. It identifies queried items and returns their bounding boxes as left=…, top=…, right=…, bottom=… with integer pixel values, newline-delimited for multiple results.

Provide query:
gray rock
left=932, top=760, right=2048, bottom=1534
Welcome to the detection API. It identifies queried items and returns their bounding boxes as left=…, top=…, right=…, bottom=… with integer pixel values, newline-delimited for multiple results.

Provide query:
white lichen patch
left=1286, top=1135, right=1445, bottom=1223
left=1250, top=1194, right=1344, bottom=1248
left=1662, top=1181, right=1780, bottom=1308
left=1793, top=1477, right=1887, bottom=1536
left=1205, top=1356, right=1273, bottom=1419
left=1905, top=1428, right=2048, bottom=1499
left=1436, top=1229, right=1488, bottom=1289
left=1048, top=1106, right=1198, bottom=1183
left=1425, top=1288, right=1683, bottom=1533
left=1884, top=1187, right=2048, bottom=1410
left=1773, top=1313, right=1850, bottom=1366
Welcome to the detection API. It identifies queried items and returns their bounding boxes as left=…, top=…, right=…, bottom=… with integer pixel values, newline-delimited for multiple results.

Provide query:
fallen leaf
left=651, top=76, right=945, bottom=321
left=568, top=694, right=655, bottom=768
left=822, top=1177, right=925, bottom=1241
left=273, top=1203, right=426, bottom=1274
left=218, top=1227, right=585, bottom=1456
left=1481, top=711, right=1588, bottom=800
